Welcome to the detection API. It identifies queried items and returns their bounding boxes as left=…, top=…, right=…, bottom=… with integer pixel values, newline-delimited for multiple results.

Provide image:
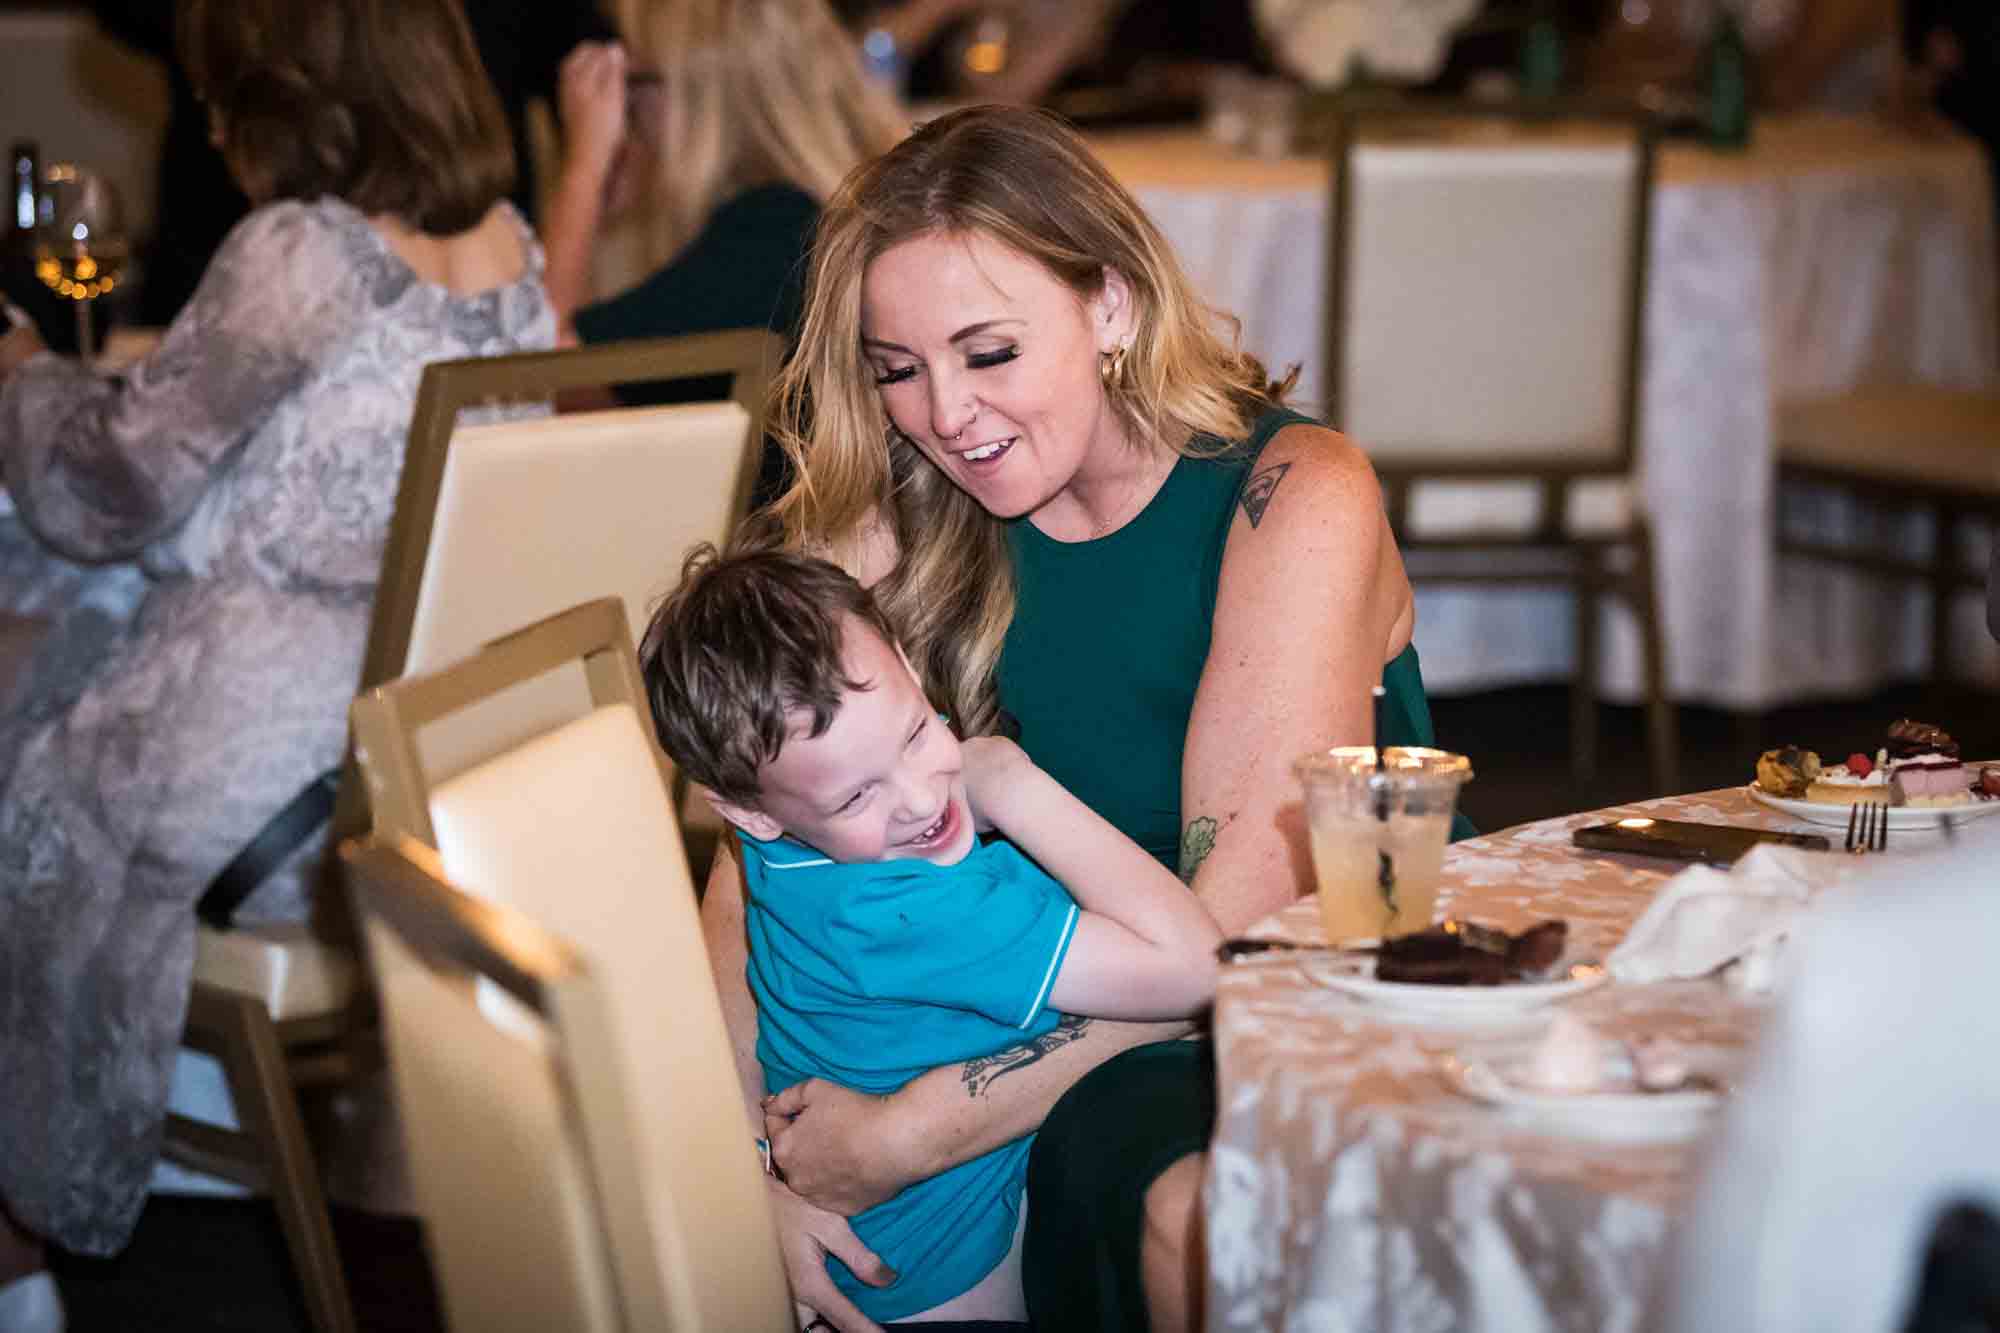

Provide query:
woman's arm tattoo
left=1239, top=462, right=1292, bottom=528
left=960, top=1015, right=1093, bottom=1097
left=1179, top=816, right=1220, bottom=884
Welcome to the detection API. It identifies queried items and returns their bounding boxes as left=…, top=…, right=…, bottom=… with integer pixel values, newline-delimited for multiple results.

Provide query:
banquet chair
left=346, top=596, right=792, bottom=1333
left=1324, top=97, right=1678, bottom=793
left=164, top=329, right=783, bottom=1333
left=1658, top=848, right=2000, bottom=1333
left=1775, top=386, right=2000, bottom=683
left=342, top=832, right=785, bottom=1332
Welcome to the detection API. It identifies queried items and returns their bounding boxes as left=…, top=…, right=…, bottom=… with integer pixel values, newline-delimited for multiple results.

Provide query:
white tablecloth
left=1090, top=116, right=2000, bottom=708
left=1205, top=784, right=2000, bottom=1331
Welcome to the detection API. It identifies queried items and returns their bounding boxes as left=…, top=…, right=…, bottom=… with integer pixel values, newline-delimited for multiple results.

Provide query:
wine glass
left=31, top=163, right=128, bottom=363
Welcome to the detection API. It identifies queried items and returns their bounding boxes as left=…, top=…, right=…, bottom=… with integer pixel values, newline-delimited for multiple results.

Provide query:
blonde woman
left=700, top=106, right=1457, bottom=1332
left=541, top=0, right=907, bottom=359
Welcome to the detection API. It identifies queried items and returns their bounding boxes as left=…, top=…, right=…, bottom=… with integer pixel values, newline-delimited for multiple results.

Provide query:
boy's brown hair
left=640, top=542, right=902, bottom=805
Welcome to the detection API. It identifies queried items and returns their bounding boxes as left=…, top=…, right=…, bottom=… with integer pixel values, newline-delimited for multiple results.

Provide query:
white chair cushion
left=426, top=702, right=789, bottom=1331
left=194, top=922, right=361, bottom=1020
left=1343, top=139, right=1637, bottom=466
left=406, top=400, right=753, bottom=780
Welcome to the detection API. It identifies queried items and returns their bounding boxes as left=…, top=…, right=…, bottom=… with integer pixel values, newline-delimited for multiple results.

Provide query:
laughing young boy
left=639, top=543, right=1218, bottom=1325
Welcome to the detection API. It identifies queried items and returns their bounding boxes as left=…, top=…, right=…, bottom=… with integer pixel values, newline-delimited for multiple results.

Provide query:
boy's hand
left=958, top=734, right=1030, bottom=833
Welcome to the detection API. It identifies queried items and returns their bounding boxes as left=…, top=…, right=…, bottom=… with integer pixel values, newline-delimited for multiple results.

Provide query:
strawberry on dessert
left=1806, top=759, right=1890, bottom=805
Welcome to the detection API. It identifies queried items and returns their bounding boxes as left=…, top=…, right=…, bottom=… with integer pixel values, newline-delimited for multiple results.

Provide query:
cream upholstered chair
left=1775, top=386, right=2000, bottom=683
left=347, top=596, right=792, bottom=1333
left=166, top=330, right=783, bottom=1333
left=1325, top=97, right=1677, bottom=793
left=343, top=832, right=780, bottom=1332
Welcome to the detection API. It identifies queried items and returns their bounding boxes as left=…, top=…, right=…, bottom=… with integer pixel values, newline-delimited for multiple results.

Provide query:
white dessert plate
left=1746, top=781, right=2000, bottom=830
left=1440, top=1045, right=1722, bottom=1141
left=1299, top=956, right=1608, bottom=1019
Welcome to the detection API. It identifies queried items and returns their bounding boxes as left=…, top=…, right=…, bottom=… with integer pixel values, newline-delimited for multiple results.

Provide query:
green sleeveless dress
left=998, top=406, right=1463, bottom=870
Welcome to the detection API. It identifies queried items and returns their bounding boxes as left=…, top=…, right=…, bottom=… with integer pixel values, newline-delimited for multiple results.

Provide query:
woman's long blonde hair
left=769, top=105, right=1293, bottom=736
left=612, top=0, right=908, bottom=254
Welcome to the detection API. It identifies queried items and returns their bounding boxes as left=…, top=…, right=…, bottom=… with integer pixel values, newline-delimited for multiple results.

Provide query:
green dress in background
left=998, top=405, right=1471, bottom=866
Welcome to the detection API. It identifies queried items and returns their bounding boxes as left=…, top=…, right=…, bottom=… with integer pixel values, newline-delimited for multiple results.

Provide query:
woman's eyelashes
left=870, top=346, right=1020, bottom=385
left=966, top=345, right=1020, bottom=370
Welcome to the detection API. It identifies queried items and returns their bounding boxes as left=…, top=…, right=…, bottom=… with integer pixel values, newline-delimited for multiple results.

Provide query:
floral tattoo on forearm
left=960, top=1015, right=1093, bottom=1098
left=1178, top=816, right=1219, bottom=884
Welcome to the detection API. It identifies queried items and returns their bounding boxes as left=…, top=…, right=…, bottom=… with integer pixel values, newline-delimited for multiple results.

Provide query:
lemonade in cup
left=1295, top=747, right=1473, bottom=944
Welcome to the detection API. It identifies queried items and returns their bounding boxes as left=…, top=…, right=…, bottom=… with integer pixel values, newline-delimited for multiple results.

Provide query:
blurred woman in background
left=0, top=0, right=551, bottom=1314
left=542, top=0, right=907, bottom=357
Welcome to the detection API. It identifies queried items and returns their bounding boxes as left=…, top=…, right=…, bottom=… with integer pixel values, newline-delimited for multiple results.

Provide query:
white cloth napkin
left=1608, top=844, right=1850, bottom=993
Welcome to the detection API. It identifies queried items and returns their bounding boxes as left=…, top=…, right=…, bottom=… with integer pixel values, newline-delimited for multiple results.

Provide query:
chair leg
left=1629, top=521, right=1680, bottom=795
left=188, top=986, right=358, bottom=1333
left=1572, top=548, right=1601, bottom=788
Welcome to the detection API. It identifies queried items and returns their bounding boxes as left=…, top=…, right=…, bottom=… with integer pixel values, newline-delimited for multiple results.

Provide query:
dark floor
left=48, top=678, right=1999, bottom=1331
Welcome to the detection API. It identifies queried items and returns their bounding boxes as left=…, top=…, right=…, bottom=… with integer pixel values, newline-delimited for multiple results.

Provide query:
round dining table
left=1203, top=781, right=2000, bottom=1332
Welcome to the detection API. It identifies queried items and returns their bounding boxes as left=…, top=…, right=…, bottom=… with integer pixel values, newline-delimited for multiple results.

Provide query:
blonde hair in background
left=769, top=105, right=1293, bottom=736
left=611, top=0, right=909, bottom=258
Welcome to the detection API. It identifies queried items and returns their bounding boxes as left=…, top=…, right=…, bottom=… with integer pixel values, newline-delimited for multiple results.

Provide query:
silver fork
left=1845, top=800, right=1888, bottom=854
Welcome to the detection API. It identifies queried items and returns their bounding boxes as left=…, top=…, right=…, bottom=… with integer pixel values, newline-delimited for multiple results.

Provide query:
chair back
left=349, top=598, right=792, bottom=1333
left=1326, top=99, right=1656, bottom=533
left=343, top=834, right=669, bottom=1333
left=351, top=329, right=782, bottom=798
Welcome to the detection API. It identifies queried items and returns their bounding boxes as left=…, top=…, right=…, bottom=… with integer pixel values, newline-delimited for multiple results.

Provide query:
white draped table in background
left=1203, top=786, right=2000, bottom=1332
left=1089, top=115, right=2000, bottom=709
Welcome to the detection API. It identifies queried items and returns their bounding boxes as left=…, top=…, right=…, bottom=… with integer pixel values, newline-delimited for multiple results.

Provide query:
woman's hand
left=766, top=1178, right=894, bottom=1333
left=557, top=41, right=628, bottom=185
left=958, top=733, right=1029, bottom=834
left=764, top=1079, right=923, bottom=1215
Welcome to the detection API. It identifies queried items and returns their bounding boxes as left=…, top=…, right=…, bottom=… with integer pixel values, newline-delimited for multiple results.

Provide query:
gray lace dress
left=0, top=196, right=554, bottom=1254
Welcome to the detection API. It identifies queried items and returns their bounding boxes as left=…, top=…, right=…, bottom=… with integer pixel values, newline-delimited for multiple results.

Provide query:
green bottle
left=1704, top=8, right=1751, bottom=149
left=1520, top=12, right=1564, bottom=98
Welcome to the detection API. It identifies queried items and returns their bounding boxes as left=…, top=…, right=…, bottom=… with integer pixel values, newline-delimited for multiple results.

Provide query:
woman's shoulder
left=194, top=199, right=376, bottom=318
left=1195, top=407, right=1377, bottom=498
left=212, top=197, right=365, bottom=266
left=1222, top=413, right=1384, bottom=535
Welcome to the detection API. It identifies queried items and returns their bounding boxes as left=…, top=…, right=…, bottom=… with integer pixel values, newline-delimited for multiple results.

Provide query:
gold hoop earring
left=1099, top=342, right=1129, bottom=390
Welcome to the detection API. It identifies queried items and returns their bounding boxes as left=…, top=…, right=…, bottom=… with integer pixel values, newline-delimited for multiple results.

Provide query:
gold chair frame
left=164, top=329, right=782, bottom=1333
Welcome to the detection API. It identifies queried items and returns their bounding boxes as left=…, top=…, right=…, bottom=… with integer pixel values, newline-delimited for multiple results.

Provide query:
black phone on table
left=1572, top=817, right=1830, bottom=866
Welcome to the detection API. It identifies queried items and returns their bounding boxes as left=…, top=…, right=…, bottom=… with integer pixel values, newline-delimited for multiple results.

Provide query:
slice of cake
left=1890, top=757, right=1972, bottom=807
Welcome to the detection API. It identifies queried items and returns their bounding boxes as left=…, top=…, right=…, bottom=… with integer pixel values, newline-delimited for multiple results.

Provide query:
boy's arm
left=960, top=737, right=1220, bottom=1018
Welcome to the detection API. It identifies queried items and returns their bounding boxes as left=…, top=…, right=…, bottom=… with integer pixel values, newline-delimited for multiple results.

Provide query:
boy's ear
left=707, top=792, right=785, bottom=842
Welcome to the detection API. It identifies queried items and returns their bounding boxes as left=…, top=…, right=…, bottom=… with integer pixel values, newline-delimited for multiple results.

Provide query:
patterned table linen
left=1089, top=115, right=2000, bottom=709
left=1204, top=785, right=1999, bottom=1333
